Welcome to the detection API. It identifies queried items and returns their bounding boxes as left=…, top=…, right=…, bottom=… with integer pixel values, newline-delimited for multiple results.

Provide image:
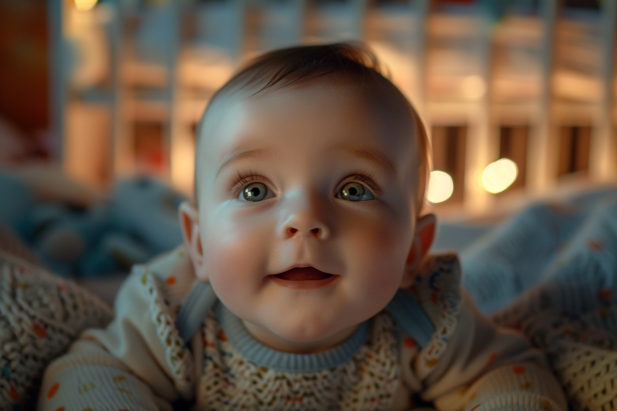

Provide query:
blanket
left=0, top=171, right=187, bottom=277
left=459, top=185, right=617, bottom=315
left=451, top=186, right=617, bottom=410
left=0, top=250, right=113, bottom=409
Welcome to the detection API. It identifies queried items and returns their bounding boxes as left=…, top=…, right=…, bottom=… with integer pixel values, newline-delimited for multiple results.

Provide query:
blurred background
left=1, top=0, right=617, bottom=220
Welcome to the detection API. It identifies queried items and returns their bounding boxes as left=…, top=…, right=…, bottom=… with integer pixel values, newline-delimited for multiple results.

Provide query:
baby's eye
left=240, top=182, right=273, bottom=202
left=338, top=182, right=375, bottom=202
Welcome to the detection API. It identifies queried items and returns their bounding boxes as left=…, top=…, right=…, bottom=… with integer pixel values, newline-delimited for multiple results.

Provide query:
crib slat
left=527, top=0, right=559, bottom=193
left=590, top=0, right=617, bottom=181
left=464, top=3, right=497, bottom=213
left=109, top=0, right=132, bottom=181
left=48, top=0, right=66, bottom=164
left=411, top=0, right=429, bottom=115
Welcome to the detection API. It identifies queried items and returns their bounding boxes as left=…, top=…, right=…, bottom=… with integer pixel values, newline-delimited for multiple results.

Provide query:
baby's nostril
left=310, top=228, right=320, bottom=234
left=289, top=228, right=298, bottom=234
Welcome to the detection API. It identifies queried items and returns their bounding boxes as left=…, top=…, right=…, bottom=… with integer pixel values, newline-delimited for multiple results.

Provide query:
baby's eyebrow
left=337, top=146, right=397, bottom=175
left=215, top=146, right=396, bottom=177
left=216, top=148, right=272, bottom=178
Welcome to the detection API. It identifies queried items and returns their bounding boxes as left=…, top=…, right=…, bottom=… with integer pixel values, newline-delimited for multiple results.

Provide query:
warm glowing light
left=74, top=0, right=98, bottom=11
left=462, top=75, right=486, bottom=100
left=482, top=159, right=518, bottom=194
left=427, top=171, right=454, bottom=203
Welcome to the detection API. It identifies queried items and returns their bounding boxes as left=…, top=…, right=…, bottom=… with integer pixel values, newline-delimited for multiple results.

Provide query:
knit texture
left=407, top=254, right=462, bottom=378
left=0, top=250, right=113, bottom=409
left=462, top=190, right=617, bottom=315
left=139, top=266, right=194, bottom=398
left=493, top=282, right=617, bottom=411
left=199, top=308, right=400, bottom=411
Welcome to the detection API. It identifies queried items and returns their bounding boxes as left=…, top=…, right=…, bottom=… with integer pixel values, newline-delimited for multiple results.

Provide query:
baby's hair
left=195, top=42, right=431, bottom=215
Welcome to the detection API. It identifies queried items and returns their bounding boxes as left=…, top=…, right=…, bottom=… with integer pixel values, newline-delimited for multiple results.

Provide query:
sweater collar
left=215, top=302, right=370, bottom=373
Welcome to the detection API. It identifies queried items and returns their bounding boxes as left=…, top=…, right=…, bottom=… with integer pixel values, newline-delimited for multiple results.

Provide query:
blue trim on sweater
left=215, top=302, right=369, bottom=373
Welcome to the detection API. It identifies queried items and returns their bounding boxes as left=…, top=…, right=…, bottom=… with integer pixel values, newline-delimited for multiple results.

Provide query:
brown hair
left=196, top=42, right=431, bottom=215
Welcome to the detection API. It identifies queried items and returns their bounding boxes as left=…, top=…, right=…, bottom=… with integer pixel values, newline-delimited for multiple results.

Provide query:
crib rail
left=48, top=0, right=617, bottom=217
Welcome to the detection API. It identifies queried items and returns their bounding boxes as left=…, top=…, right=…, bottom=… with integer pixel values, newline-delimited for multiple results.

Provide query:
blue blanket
left=434, top=186, right=617, bottom=315
left=0, top=173, right=187, bottom=277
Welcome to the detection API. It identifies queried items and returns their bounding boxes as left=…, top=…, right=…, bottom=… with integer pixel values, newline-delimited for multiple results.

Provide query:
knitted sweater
left=37, top=247, right=567, bottom=411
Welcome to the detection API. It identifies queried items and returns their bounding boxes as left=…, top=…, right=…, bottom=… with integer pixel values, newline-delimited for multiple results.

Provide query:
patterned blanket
left=457, top=187, right=617, bottom=411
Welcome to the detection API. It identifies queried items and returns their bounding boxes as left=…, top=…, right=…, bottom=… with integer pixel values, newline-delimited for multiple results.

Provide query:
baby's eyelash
left=342, top=172, right=381, bottom=194
left=230, top=171, right=381, bottom=195
left=231, top=171, right=264, bottom=194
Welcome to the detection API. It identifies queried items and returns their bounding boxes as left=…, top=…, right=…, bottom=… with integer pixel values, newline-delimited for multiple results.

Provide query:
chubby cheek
left=347, top=213, right=411, bottom=291
left=201, top=214, right=271, bottom=300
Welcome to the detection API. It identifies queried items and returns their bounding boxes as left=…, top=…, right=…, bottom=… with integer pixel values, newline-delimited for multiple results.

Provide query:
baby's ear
left=400, top=213, right=436, bottom=288
left=178, top=201, right=207, bottom=280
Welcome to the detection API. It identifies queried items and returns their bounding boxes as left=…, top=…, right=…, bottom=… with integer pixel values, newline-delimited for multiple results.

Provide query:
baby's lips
left=274, top=262, right=330, bottom=275
left=274, top=267, right=333, bottom=281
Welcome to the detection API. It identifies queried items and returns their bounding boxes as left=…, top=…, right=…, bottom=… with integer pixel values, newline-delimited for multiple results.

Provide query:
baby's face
left=194, top=83, right=420, bottom=353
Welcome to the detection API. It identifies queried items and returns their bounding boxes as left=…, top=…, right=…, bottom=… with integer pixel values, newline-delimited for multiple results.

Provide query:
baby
left=38, top=43, right=567, bottom=411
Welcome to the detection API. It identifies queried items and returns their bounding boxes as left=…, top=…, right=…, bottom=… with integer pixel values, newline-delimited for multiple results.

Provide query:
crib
left=48, top=0, right=617, bottom=219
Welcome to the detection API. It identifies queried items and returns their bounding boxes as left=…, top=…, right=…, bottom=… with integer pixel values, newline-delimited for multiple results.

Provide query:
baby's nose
left=285, top=226, right=328, bottom=240
left=277, top=195, right=331, bottom=240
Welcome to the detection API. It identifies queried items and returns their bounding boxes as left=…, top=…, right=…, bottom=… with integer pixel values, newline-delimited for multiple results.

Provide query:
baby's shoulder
left=398, top=253, right=464, bottom=340
left=121, top=245, right=198, bottom=313
left=409, top=253, right=462, bottom=305
left=391, top=253, right=464, bottom=369
left=108, top=246, right=196, bottom=396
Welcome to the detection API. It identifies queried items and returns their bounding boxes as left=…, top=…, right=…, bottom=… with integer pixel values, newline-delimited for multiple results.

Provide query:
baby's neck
left=241, top=320, right=359, bottom=354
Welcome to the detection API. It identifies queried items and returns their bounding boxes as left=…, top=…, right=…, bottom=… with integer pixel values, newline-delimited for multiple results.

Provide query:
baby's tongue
left=276, top=267, right=331, bottom=281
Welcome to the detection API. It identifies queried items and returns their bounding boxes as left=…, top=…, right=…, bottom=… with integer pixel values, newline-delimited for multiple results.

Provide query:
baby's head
left=180, top=43, right=435, bottom=353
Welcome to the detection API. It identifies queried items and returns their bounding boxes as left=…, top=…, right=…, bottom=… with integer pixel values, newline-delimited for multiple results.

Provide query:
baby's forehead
left=200, top=95, right=416, bottom=182
left=201, top=79, right=417, bottom=145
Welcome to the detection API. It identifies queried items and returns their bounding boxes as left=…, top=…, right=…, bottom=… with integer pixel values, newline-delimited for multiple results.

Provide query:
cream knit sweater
left=37, top=247, right=567, bottom=411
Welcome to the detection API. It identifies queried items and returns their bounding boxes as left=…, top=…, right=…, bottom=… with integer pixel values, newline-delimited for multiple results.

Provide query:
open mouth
left=269, top=267, right=338, bottom=289
left=273, top=267, right=333, bottom=281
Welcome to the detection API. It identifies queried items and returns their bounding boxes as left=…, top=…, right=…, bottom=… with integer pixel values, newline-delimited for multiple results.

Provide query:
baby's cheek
left=202, top=221, right=267, bottom=295
left=349, top=218, right=410, bottom=291
left=355, top=219, right=408, bottom=265
left=205, top=229, right=246, bottom=272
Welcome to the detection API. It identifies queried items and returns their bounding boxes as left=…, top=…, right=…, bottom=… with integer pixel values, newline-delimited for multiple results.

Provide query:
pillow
left=0, top=249, right=113, bottom=409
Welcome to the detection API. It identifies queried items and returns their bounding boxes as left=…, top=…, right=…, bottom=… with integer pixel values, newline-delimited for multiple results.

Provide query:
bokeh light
left=461, top=75, right=486, bottom=100
left=482, top=159, right=518, bottom=194
left=74, top=0, right=98, bottom=11
left=427, top=170, right=454, bottom=204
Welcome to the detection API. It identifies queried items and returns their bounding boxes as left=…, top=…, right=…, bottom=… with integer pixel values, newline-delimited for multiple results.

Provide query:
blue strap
left=386, top=289, right=435, bottom=349
left=176, top=280, right=217, bottom=344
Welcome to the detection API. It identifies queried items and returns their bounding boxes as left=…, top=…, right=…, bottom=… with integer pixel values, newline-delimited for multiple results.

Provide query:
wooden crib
left=48, top=0, right=617, bottom=219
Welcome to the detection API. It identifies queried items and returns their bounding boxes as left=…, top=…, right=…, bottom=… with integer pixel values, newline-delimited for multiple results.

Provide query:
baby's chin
left=242, top=316, right=359, bottom=354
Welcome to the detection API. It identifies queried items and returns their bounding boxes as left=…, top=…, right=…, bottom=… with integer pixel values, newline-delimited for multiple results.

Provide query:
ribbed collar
left=215, top=302, right=369, bottom=374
